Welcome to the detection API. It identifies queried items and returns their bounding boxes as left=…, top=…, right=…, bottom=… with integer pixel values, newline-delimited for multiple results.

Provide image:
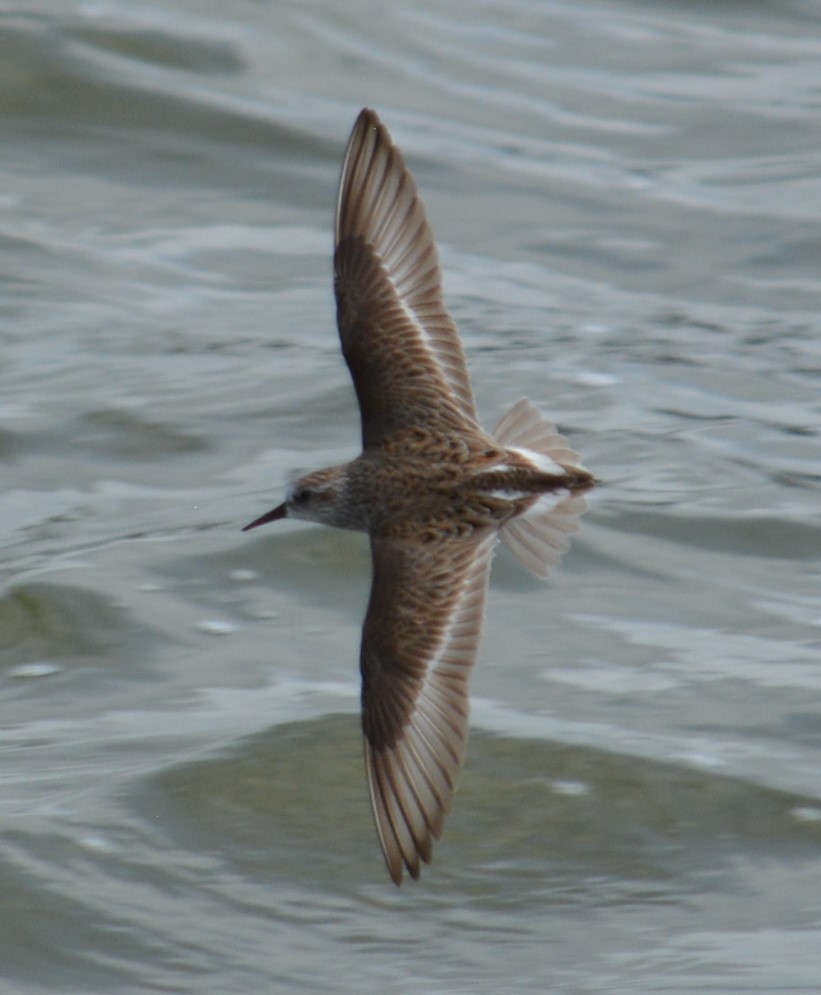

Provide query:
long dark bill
left=242, top=503, right=287, bottom=531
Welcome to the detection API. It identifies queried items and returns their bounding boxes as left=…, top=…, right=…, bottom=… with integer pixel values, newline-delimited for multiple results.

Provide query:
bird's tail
left=492, top=398, right=591, bottom=578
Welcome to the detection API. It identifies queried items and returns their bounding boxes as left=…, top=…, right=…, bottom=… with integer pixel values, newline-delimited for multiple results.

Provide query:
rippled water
left=2, top=1, right=821, bottom=992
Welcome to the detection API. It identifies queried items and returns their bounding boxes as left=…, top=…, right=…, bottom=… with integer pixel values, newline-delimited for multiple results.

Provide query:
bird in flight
left=243, top=108, right=594, bottom=884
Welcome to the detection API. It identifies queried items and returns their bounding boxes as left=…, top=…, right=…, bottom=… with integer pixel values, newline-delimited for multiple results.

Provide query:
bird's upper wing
left=360, top=530, right=496, bottom=884
left=334, top=108, right=479, bottom=449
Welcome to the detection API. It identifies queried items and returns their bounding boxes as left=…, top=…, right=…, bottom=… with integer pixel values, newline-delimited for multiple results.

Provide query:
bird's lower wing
left=360, top=531, right=496, bottom=884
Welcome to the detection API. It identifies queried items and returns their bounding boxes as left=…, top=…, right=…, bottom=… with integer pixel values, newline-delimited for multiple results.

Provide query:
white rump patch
left=507, top=446, right=564, bottom=476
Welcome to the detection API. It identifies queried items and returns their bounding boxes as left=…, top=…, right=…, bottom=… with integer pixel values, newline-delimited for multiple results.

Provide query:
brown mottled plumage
left=243, top=108, right=595, bottom=884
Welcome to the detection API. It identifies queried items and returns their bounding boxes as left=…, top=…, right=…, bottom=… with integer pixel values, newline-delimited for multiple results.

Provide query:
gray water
left=2, top=1, right=821, bottom=992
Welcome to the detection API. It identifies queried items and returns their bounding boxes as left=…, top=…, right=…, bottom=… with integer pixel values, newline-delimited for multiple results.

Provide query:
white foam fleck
left=77, top=834, right=117, bottom=854
left=9, top=662, right=63, bottom=679
left=229, top=569, right=259, bottom=582
left=550, top=779, right=590, bottom=797
left=196, top=619, right=237, bottom=636
left=790, top=807, right=821, bottom=824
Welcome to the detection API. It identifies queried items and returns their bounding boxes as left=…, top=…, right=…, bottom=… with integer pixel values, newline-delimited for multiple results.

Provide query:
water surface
left=2, top=1, right=820, bottom=992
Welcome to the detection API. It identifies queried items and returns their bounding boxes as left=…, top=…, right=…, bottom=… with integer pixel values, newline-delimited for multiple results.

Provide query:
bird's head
left=242, top=465, right=353, bottom=532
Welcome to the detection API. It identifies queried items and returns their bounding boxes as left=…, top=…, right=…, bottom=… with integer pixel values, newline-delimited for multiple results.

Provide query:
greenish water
left=2, top=1, right=821, bottom=992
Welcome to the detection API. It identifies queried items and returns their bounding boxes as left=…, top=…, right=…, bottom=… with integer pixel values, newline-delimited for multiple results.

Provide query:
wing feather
left=361, top=532, right=496, bottom=883
left=335, top=109, right=479, bottom=447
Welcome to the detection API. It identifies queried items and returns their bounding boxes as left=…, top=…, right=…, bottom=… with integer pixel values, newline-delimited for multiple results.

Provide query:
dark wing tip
left=335, top=107, right=400, bottom=249
left=356, top=107, right=380, bottom=127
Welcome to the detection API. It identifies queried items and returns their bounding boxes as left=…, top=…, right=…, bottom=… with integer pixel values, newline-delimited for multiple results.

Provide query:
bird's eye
left=292, top=488, right=310, bottom=505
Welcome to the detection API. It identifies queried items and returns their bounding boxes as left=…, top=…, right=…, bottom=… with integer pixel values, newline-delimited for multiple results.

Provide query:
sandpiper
left=244, top=108, right=594, bottom=884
